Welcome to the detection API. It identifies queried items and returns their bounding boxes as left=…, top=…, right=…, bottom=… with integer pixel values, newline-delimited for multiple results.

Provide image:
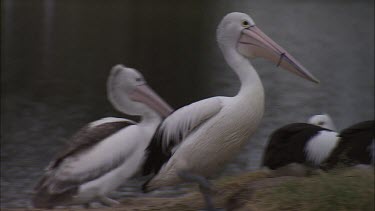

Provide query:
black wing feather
left=262, top=123, right=330, bottom=169
left=321, top=120, right=374, bottom=169
left=142, top=124, right=180, bottom=176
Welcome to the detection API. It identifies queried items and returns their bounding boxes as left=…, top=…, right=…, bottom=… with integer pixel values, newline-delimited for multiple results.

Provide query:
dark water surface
left=1, top=0, right=374, bottom=208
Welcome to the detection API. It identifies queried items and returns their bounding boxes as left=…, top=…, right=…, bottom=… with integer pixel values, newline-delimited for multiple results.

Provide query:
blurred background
left=1, top=0, right=374, bottom=208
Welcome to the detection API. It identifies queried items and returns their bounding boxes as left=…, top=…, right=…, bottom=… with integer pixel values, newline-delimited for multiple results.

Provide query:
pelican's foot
left=99, top=196, right=120, bottom=207
left=177, top=171, right=218, bottom=211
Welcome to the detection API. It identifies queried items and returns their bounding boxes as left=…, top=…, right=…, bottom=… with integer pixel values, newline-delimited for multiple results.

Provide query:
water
left=1, top=0, right=373, bottom=208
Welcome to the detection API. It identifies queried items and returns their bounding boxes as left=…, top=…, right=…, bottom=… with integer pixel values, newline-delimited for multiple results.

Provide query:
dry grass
left=2, top=168, right=373, bottom=211
left=0, top=170, right=270, bottom=211
left=251, top=168, right=374, bottom=211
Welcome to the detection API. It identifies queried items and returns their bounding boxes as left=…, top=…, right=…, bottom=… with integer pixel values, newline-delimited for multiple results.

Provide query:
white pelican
left=32, top=65, right=173, bottom=208
left=321, top=120, right=374, bottom=169
left=142, top=12, right=319, bottom=210
left=262, top=114, right=339, bottom=170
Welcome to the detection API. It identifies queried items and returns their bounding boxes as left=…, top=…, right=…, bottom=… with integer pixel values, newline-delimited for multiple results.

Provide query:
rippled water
left=1, top=0, right=374, bottom=208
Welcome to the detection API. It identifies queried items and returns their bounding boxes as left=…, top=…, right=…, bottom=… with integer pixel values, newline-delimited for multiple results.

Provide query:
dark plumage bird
left=321, top=120, right=374, bottom=170
left=262, top=114, right=340, bottom=170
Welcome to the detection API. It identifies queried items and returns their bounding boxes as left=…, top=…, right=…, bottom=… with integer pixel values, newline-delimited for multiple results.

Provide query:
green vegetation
left=253, top=168, right=374, bottom=211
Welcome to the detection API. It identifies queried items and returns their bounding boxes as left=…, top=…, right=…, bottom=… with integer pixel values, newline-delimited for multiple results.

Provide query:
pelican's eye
left=241, top=20, right=250, bottom=28
left=136, top=77, right=143, bottom=82
left=317, top=121, right=324, bottom=125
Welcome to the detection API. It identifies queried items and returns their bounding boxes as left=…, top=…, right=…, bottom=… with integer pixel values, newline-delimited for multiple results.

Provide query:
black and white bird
left=142, top=12, right=318, bottom=210
left=262, top=114, right=340, bottom=170
left=321, top=120, right=374, bottom=170
left=32, top=65, right=173, bottom=208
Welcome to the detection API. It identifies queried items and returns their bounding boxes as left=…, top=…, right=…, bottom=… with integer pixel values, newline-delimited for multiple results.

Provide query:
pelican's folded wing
left=143, top=97, right=222, bottom=175
left=34, top=118, right=135, bottom=194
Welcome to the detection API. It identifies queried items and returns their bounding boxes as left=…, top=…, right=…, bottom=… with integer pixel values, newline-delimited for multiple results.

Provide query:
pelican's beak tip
left=311, top=76, right=320, bottom=84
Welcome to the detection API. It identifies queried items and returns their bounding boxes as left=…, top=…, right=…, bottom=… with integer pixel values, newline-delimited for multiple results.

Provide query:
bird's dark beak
left=129, top=84, right=173, bottom=117
left=237, top=25, right=319, bottom=84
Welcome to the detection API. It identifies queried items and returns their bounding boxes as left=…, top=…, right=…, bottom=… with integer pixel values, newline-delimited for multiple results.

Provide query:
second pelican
left=32, top=65, right=173, bottom=208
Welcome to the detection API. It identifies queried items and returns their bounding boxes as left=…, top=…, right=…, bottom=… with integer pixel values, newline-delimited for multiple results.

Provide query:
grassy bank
left=1, top=167, right=373, bottom=211
left=251, top=168, right=374, bottom=211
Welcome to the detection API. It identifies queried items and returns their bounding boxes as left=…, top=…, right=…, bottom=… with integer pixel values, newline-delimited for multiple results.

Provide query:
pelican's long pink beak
left=238, top=25, right=319, bottom=83
left=129, top=84, right=173, bottom=117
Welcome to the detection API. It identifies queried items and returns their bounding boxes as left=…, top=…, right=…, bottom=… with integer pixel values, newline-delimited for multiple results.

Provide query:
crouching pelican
left=262, top=114, right=340, bottom=170
left=142, top=12, right=319, bottom=210
left=32, top=65, right=173, bottom=208
left=321, top=120, right=374, bottom=169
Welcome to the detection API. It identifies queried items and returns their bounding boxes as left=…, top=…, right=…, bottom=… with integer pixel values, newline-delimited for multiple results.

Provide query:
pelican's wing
left=320, top=120, right=374, bottom=169
left=262, top=123, right=331, bottom=169
left=34, top=118, right=135, bottom=194
left=143, top=97, right=222, bottom=175
left=339, top=120, right=374, bottom=138
left=47, top=117, right=135, bottom=170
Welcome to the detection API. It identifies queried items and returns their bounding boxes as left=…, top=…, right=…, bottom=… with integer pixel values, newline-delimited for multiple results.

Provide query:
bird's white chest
left=305, top=131, right=340, bottom=165
left=176, top=91, right=264, bottom=175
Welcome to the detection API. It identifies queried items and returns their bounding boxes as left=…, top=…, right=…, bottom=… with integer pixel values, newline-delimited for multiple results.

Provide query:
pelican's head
left=308, top=114, right=336, bottom=131
left=107, top=65, right=173, bottom=117
left=217, top=12, right=319, bottom=83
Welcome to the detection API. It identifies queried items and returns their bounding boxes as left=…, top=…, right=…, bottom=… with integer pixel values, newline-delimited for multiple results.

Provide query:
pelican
left=32, top=65, right=173, bottom=208
left=262, top=114, right=340, bottom=170
left=142, top=12, right=319, bottom=210
left=321, top=120, right=374, bottom=169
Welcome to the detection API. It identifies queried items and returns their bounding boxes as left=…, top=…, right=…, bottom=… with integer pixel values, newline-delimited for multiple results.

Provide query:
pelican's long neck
left=221, top=47, right=263, bottom=98
left=220, top=45, right=265, bottom=144
left=138, top=107, right=162, bottom=128
left=138, top=110, right=162, bottom=144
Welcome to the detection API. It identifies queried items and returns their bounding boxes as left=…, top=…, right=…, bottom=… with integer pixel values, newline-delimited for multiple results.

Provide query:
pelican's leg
left=99, top=196, right=120, bottom=207
left=178, top=171, right=216, bottom=211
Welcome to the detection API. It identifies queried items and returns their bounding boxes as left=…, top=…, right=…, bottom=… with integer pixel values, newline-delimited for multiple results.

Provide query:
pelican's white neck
left=109, top=89, right=162, bottom=126
left=218, top=43, right=265, bottom=145
left=221, top=47, right=263, bottom=97
left=139, top=110, right=162, bottom=126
